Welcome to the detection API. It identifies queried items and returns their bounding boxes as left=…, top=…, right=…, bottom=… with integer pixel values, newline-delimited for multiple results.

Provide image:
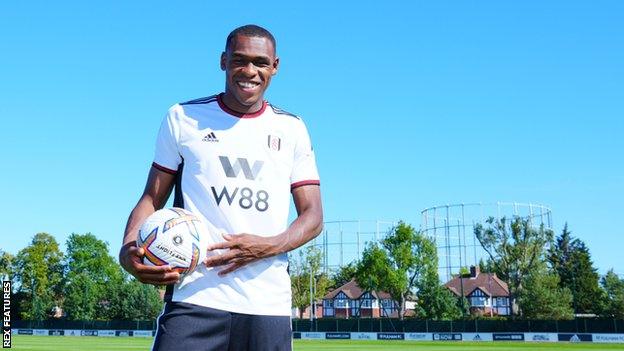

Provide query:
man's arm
left=204, top=184, right=323, bottom=275
left=119, top=167, right=181, bottom=285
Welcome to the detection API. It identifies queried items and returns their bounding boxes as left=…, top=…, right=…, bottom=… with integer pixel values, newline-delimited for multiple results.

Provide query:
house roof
left=324, top=279, right=392, bottom=300
left=444, top=272, right=509, bottom=298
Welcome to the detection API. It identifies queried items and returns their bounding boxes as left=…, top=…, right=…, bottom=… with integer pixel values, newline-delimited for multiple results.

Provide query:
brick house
left=322, top=279, right=413, bottom=318
left=444, top=266, right=512, bottom=316
left=293, top=302, right=323, bottom=319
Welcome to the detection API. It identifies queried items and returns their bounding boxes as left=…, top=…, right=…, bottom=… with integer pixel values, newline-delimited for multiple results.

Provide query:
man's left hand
left=204, top=233, right=282, bottom=275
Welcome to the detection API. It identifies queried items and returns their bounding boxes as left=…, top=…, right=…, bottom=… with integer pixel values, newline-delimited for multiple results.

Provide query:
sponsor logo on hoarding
left=593, top=334, right=624, bottom=343
left=462, top=333, right=493, bottom=342
left=115, top=331, right=133, bottom=337
left=525, top=333, right=557, bottom=342
left=377, top=333, right=404, bottom=340
left=65, top=330, right=81, bottom=336
left=405, top=333, right=430, bottom=341
left=326, top=332, right=351, bottom=339
left=81, top=330, right=98, bottom=337
left=98, top=330, right=115, bottom=337
left=493, top=333, right=524, bottom=341
left=33, top=329, right=48, bottom=336
left=133, top=330, right=153, bottom=338
left=433, top=333, right=462, bottom=341
left=352, top=333, right=376, bottom=340
left=558, top=334, right=592, bottom=342
left=292, top=332, right=301, bottom=339
left=17, top=329, right=33, bottom=335
left=301, top=332, right=325, bottom=339
left=48, top=330, right=64, bottom=336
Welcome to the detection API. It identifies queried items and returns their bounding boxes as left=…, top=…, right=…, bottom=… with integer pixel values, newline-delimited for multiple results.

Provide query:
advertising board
left=462, top=333, right=493, bottom=341
left=300, top=332, right=325, bottom=339
left=525, top=333, right=558, bottom=342
left=593, top=334, right=624, bottom=343
left=493, top=333, right=524, bottom=341
left=404, top=333, right=431, bottom=341
left=377, top=333, right=404, bottom=340
left=558, top=334, right=592, bottom=342
left=352, top=333, right=377, bottom=340
left=433, top=333, right=462, bottom=341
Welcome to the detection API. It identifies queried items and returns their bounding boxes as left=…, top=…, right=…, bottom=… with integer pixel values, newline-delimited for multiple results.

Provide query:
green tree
left=63, top=272, right=99, bottom=319
left=478, top=258, right=496, bottom=274
left=63, top=233, right=124, bottom=320
left=290, top=245, right=331, bottom=318
left=517, top=264, right=574, bottom=319
left=104, top=275, right=163, bottom=320
left=0, top=250, right=14, bottom=280
left=458, top=266, right=470, bottom=276
left=355, top=221, right=458, bottom=319
left=416, top=284, right=464, bottom=320
left=330, top=262, right=357, bottom=289
left=601, top=270, right=624, bottom=319
left=547, top=224, right=604, bottom=315
left=415, top=246, right=463, bottom=320
left=474, top=217, right=553, bottom=315
left=13, top=233, right=64, bottom=320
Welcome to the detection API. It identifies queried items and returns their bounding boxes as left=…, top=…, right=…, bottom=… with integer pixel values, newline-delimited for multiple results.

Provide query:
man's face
left=221, top=35, right=279, bottom=112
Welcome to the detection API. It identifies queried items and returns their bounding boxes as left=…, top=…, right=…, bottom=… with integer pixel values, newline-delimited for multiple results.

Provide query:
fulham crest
left=268, top=135, right=281, bottom=151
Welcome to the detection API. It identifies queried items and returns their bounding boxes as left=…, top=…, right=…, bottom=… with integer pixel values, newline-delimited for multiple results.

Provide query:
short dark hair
left=225, top=24, right=276, bottom=54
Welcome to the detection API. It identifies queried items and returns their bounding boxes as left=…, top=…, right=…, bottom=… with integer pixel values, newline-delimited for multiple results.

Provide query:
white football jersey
left=152, top=93, right=320, bottom=316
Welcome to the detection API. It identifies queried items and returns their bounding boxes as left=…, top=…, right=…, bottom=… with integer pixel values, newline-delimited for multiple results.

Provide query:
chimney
left=470, top=266, right=480, bottom=278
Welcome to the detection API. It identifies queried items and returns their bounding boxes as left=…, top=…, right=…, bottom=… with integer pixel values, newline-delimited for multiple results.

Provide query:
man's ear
left=272, top=56, right=280, bottom=76
left=220, top=52, right=226, bottom=71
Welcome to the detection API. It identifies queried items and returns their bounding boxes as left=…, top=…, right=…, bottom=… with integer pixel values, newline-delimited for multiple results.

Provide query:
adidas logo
left=570, top=335, right=581, bottom=342
left=473, top=334, right=482, bottom=341
left=202, top=132, right=219, bottom=142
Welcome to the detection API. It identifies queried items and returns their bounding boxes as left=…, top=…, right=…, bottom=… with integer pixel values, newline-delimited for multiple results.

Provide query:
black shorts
left=152, top=301, right=292, bottom=351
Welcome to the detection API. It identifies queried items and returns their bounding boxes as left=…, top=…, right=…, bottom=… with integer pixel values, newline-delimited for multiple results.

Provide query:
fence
left=14, top=318, right=623, bottom=334
left=292, top=318, right=624, bottom=334
left=13, top=320, right=156, bottom=330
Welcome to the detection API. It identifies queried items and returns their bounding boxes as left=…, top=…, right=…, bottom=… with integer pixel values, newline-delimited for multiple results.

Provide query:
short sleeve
left=152, top=107, right=182, bottom=174
left=290, top=120, right=320, bottom=190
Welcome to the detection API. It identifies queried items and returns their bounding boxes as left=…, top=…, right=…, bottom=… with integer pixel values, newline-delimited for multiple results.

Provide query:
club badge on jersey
left=268, top=135, right=281, bottom=151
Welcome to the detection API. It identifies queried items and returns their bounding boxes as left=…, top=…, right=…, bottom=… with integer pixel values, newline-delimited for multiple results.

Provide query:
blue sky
left=1, top=1, right=622, bottom=275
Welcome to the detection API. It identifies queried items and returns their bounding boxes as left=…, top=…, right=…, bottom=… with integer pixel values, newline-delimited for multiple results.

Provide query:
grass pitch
left=10, top=335, right=624, bottom=350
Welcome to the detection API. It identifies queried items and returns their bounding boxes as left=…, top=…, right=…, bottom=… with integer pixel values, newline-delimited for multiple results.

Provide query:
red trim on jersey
left=291, top=180, right=320, bottom=190
left=217, top=93, right=267, bottom=118
left=152, top=162, right=177, bottom=175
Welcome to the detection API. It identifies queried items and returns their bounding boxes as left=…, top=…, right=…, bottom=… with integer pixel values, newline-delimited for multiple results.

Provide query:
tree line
left=289, top=219, right=624, bottom=320
left=2, top=220, right=623, bottom=322
left=1, top=233, right=162, bottom=321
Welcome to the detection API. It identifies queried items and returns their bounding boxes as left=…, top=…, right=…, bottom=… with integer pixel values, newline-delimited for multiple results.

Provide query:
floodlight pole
left=309, top=263, right=314, bottom=323
left=489, top=275, right=493, bottom=317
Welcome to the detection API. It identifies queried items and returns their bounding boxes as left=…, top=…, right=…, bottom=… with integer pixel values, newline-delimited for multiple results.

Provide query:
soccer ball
left=137, top=207, right=208, bottom=277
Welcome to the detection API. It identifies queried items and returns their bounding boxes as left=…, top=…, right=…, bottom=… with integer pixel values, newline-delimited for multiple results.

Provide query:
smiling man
left=119, top=25, right=323, bottom=351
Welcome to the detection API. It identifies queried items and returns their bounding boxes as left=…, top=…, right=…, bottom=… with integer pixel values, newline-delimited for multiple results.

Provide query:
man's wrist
left=119, top=241, right=137, bottom=263
left=269, top=232, right=290, bottom=256
left=121, top=241, right=137, bottom=254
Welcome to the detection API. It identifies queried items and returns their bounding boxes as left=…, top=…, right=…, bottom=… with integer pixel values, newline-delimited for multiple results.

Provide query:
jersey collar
left=217, top=93, right=267, bottom=118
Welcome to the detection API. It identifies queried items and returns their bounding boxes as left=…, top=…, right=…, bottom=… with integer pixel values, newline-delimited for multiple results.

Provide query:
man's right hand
left=119, top=242, right=180, bottom=285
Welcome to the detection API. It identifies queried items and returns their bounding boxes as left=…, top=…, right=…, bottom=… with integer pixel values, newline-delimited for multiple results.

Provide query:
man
left=119, top=24, right=323, bottom=351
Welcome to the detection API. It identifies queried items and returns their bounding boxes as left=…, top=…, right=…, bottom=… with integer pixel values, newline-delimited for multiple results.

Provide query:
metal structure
left=420, top=202, right=553, bottom=282
left=296, top=202, right=552, bottom=283
left=303, top=220, right=396, bottom=274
